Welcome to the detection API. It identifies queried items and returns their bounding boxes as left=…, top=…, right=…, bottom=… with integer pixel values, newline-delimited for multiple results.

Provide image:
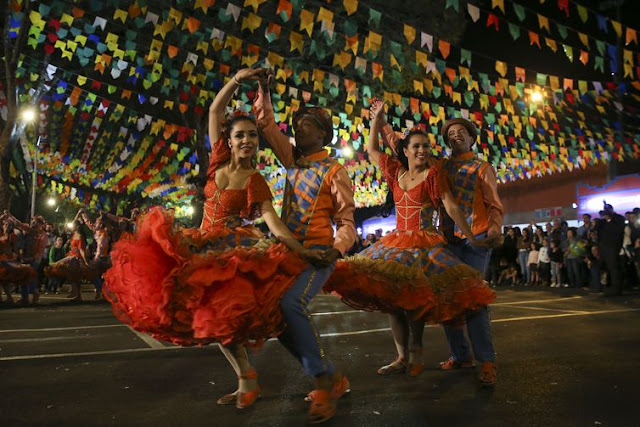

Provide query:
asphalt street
left=1, top=287, right=639, bottom=427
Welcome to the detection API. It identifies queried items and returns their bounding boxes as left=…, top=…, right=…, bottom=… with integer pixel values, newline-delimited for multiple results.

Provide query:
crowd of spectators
left=0, top=209, right=136, bottom=306
left=488, top=206, right=640, bottom=297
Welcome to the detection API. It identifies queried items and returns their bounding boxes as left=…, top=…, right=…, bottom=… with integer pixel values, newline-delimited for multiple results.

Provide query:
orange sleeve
left=479, top=165, right=503, bottom=236
left=426, top=163, right=448, bottom=206
left=241, top=173, right=274, bottom=220
left=253, top=87, right=295, bottom=168
left=377, top=153, right=403, bottom=185
left=330, top=167, right=356, bottom=255
left=379, top=123, right=400, bottom=155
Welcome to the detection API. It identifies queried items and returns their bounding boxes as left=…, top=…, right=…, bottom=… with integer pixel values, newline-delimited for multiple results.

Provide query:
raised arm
left=367, top=99, right=387, bottom=166
left=254, top=72, right=295, bottom=167
left=82, top=211, right=96, bottom=232
left=209, top=68, right=266, bottom=146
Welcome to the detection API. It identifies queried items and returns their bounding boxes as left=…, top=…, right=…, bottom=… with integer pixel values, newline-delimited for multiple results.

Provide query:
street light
left=21, top=108, right=37, bottom=122
left=21, top=107, right=39, bottom=220
left=531, top=91, right=543, bottom=103
left=186, top=205, right=194, bottom=216
left=47, top=197, right=56, bottom=207
left=342, top=146, right=353, bottom=158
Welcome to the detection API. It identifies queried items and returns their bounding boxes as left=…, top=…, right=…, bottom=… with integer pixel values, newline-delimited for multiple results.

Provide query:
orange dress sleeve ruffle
left=240, top=172, right=273, bottom=220
left=377, top=153, right=402, bottom=185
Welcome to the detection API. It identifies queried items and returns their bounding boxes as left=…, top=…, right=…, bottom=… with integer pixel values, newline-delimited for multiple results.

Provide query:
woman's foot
left=407, top=349, right=425, bottom=377
left=236, top=368, right=260, bottom=409
left=377, top=357, right=407, bottom=375
left=216, top=390, right=238, bottom=405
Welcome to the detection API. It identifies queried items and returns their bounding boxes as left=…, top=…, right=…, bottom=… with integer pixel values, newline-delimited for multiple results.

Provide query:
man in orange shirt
left=253, top=72, right=356, bottom=423
left=438, top=118, right=503, bottom=386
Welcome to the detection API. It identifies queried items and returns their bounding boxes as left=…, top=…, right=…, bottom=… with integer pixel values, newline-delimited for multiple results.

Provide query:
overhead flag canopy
left=1, top=0, right=639, bottom=214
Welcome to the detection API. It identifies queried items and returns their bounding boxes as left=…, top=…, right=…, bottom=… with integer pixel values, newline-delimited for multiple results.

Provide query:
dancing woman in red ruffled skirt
left=325, top=100, right=495, bottom=376
left=104, top=68, right=320, bottom=409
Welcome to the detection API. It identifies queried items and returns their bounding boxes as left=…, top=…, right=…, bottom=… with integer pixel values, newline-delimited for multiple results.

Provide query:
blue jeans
left=444, top=235, right=496, bottom=363
left=518, top=250, right=529, bottom=281
left=566, top=258, right=584, bottom=288
left=277, top=263, right=336, bottom=377
left=21, top=260, right=40, bottom=300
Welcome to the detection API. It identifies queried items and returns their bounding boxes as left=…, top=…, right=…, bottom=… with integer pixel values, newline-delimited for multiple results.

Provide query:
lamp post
left=21, top=108, right=39, bottom=220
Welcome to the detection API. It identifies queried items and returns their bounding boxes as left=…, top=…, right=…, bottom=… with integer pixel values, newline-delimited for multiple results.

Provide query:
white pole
left=30, top=135, right=41, bottom=220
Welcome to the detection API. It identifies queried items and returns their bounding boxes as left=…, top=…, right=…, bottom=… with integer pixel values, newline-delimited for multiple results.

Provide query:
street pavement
left=1, top=287, right=639, bottom=427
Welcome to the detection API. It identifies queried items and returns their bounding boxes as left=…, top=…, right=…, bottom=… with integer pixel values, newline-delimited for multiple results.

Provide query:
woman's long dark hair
left=396, top=131, right=430, bottom=170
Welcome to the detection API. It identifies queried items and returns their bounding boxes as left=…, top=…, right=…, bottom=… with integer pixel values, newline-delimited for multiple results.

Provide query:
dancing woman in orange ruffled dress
left=325, top=100, right=495, bottom=376
left=104, top=68, right=321, bottom=409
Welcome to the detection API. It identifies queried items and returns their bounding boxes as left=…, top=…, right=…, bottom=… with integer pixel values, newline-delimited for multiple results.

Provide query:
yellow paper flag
left=404, top=24, right=416, bottom=44
left=495, top=60, right=507, bottom=77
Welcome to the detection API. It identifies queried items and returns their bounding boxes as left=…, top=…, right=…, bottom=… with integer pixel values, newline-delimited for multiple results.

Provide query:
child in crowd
left=538, top=237, right=551, bottom=286
left=549, top=240, right=564, bottom=287
left=497, top=258, right=518, bottom=287
left=527, top=242, right=540, bottom=285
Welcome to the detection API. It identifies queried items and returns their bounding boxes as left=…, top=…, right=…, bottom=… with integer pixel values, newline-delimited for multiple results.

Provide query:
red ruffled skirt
left=45, top=256, right=104, bottom=282
left=0, top=258, right=37, bottom=285
left=103, top=208, right=307, bottom=346
left=325, top=230, right=495, bottom=323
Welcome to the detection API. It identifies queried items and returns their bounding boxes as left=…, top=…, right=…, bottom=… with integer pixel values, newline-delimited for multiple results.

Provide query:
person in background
left=549, top=240, right=564, bottom=288
left=527, top=242, right=540, bottom=286
left=516, top=228, right=532, bottom=285
left=585, top=246, right=602, bottom=293
left=597, top=204, right=626, bottom=296
left=577, top=214, right=593, bottom=240
left=538, top=237, right=551, bottom=286
left=565, top=228, right=586, bottom=289
left=46, top=236, right=66, bottom=294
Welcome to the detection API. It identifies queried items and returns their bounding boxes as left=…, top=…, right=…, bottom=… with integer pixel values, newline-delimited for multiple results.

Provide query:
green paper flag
left=513, top=3, right=526, bottom=22
left=432, top=86, right=442, bottom=99
left=389, top=40, right=404, bottom=62
left=369, top=9, right=381, bottom=28
left=556, top=24, right=568, bottom=40
left=460, top=48, right=472, bottom=65
left=445, top=0, right=459, bottom=12
left=563, top=44, right=573, bottom=62
left=464, top=91, right=474, bottom=107
left=577, top=5, right=588, bottom=23
left=309, top=40, right=326, bottom=60
left=508, top=23, right=520, bottom=41
left=595, top=40, right=605, bottom=56
left=536, top=73, right=547, bottom=86
left=342, top=19, right=358, bottom=37
left=594, top=56, right=604, bottom=72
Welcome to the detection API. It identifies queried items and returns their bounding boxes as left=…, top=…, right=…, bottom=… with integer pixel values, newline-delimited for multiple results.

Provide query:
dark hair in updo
left=223, top=115, right=259, bottom=168
left=396, top=130, right=429, bottom=170
left=224, top=115, right=257, bottom=139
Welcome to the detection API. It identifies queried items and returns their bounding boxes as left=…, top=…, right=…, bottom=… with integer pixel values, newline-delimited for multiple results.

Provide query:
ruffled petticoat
left=0, top=257, right=37, bottom=285
left=45, top=255, right=104, bottom=283
left=104, top=208, right=307, bottom=346
left=325, top=229, right=495, bottom=323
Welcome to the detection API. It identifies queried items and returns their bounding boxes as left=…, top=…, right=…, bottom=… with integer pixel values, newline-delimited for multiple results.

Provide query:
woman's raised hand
left=369, top=98, right=386, bottom=123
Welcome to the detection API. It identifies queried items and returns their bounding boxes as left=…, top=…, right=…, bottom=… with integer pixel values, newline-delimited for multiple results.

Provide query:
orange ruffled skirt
left=0, top=258, right=37, bottom=285
left=45, top=256, right=107, bottom=282
left=325, top=230, right=495, bottom=324
left=103, top=208, right=307, bottom=346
